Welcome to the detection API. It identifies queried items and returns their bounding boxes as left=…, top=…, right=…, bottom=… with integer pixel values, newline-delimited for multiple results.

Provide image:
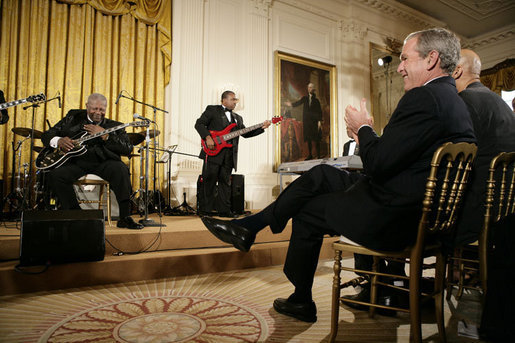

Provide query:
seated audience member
left=199, top=27, right=476, bottom=323
left=451, top=49, right=515, bottom=246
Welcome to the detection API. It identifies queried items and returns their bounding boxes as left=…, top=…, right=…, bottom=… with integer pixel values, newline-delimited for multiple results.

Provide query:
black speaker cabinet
left=20, top=210, right=105, bottom=266
left=196, top=174, right=245, bottom=214
left=231, top=174, right=245, bottom=214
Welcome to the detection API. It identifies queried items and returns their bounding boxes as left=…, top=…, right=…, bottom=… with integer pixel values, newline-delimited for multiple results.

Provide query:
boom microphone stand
left=21, top=94, right=59, bottom=210
left=116, top=91, right=168, bottom=196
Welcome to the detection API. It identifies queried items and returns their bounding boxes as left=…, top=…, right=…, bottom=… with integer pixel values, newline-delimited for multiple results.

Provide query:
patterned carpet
left=0, top=259, right=484, bottom=343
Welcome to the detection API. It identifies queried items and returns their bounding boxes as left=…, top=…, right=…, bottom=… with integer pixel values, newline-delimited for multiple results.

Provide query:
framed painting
left=274, top=51, right=337, bottom=169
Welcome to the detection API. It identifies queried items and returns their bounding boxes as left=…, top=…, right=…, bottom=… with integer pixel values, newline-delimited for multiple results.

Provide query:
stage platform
left=0, top=213, right=338, bottom=296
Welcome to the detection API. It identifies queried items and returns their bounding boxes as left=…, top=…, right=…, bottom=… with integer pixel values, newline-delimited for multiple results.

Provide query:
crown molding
left=250, top=0, right=273, bottom=17
left=464, top=24, right=515, bottom=50
left=353, top=0, right=445, bottom=29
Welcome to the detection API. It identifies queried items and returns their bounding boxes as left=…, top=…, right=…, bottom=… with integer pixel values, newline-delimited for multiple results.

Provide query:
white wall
left=167, top=0, right=514, bottom=210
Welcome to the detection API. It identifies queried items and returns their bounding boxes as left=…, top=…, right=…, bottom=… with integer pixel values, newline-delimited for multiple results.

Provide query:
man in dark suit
left=195, top=91, right=271, bottom=217
left=41, top=93, right=143, bottom=229
left=342, top=128, right=359, bottom=156
left=452, top=49, right=515, bottom=246
left=0, top=90, right=8, bottom=124
left=286, top=83, right=323, bottom=159
left=200, top=28, right=476, bottom=322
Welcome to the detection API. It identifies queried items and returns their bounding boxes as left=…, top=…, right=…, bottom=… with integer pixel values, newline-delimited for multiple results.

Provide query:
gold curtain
left=480, top=59, right=515, bottom=94
left=0, top=0, right=171, bottom=199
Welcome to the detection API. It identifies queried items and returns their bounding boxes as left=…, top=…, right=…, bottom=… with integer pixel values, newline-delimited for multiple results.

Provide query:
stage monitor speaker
left=20, top=209, right=105, bottom=266
left=231, top=174, right=245, bottom=215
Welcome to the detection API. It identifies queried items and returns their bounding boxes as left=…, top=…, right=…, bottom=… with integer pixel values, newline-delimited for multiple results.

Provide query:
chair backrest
left=484, top=152, right=515, bottom=232
left=413, top=142, right=477, bottom=250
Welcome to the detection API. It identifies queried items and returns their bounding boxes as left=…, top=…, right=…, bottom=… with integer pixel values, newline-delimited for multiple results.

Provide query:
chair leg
left=329, top=249, right=342, bottom=343
left=479, top=233, right=488, bottom=301
left=445, top=255, right=454, bottom=301
left=435, top=253, right=447, bottom=343
left=106, top=184, right=112, bottom=227
left=456, top=252, right=465, bottom=300
left=368, top=256, right=379, bottom=318
left=409, top=255, right=422, bottom=343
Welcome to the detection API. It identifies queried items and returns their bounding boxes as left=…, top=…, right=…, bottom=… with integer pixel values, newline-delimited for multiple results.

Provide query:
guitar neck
left=0, top=98, right=28, bottom=110
left=77, top=123, right=130, bottom=143
left=223, top=122, right=264, bottom=140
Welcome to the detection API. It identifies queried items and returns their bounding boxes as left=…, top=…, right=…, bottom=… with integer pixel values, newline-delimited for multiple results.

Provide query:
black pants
left=47, top=152, right=132, bottom=218
left=261, top=164, right=363, bottom=296
left=201, top=149, right=233, bottom=213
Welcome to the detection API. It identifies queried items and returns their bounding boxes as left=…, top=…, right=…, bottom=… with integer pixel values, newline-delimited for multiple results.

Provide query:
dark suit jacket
left=195, top=105, right=264, bottom=171
left=291, top=94, right=322, bottom=141
left=326, top=76, right=476, bottom=250
left=41, top=109, right=132, bottom=161
left=455, top=82, right=515, bottom=245
left=343, top=139, right=359, bottom=156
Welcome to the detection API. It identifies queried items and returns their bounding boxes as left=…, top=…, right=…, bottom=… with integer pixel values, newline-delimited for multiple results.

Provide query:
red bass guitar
left=202, top=116, right=282, bottom=156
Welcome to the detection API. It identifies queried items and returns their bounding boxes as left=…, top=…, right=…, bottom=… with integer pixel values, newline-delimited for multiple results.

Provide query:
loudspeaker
left=231, top=174, right=245, bottom=214
left=20, top=210, right=105, bottom=266
left=196, top=174, right=245, bottom=214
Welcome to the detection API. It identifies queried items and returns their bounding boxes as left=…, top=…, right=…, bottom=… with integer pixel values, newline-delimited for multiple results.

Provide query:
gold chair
left=329, top=142, right=477, bottom=343
left=446, top=151, right=515, bottom=300
left=74, top=174, right=112, bottom=226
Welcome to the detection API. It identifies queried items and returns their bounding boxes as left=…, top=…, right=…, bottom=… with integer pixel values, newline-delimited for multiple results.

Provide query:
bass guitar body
left=201, top=123, right=236, bottom=156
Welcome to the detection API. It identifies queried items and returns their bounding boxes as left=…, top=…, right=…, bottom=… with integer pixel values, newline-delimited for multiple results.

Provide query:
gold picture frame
left=274, top=51, right=338, bottom=170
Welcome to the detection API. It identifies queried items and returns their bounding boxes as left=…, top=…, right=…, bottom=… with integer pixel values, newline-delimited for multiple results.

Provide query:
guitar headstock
left=272, top=116, right=283, bottom=124
left=27, top=93, right=46, bottom=103
left=131, top=121, right=151, bottom=127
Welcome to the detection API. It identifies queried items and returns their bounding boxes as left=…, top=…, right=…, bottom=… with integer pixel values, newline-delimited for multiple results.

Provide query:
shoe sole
left=201, top=217, right=250, bottom=252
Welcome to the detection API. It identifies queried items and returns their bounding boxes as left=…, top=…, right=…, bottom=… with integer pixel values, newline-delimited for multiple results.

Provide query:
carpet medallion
left=39, top=295, right=267, bottom=342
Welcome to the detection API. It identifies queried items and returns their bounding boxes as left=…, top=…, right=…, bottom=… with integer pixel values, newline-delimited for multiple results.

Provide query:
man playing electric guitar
left=41, top=93, right=143, bottom=229
left=195, top=90, right=271, bottom=217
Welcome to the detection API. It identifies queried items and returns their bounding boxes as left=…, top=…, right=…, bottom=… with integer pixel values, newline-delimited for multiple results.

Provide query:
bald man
left=452, top=49, right=515, bottom=245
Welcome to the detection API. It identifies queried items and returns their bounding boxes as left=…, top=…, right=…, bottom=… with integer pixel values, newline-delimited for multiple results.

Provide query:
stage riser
left=0, top=239, right=339, bottom=296
left=0, top=225, right=293, bottom=260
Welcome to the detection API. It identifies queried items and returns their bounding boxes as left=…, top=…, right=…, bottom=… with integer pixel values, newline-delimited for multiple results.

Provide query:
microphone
left=133, top=113, right=155, bottom=123
left=57, top=94, right=61, bottom=108
left=115, top=91, right=123, bottom=105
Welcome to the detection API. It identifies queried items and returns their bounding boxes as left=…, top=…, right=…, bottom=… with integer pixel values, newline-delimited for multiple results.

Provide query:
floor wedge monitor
left=20, top=209, right=105, bottom=266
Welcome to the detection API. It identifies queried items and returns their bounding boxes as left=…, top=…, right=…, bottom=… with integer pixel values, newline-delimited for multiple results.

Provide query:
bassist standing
left=195, top=91, right=271, bottom=217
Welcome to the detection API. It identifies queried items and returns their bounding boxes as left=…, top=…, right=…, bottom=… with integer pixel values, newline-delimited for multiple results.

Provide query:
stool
left=74, top=174, right=112, bottom=226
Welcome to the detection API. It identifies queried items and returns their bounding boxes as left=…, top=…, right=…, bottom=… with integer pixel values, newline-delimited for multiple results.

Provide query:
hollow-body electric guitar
left=201, top=116, right=282, bottom=156
left=36, top=121, right=149, bottom=170
left=0, top=93, right=46, bottom=110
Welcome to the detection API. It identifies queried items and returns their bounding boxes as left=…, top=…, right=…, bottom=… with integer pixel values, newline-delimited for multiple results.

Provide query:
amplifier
left=20, top=210, right=105, bottom=266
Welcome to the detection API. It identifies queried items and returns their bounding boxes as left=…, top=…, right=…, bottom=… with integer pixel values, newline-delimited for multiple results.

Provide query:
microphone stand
left=118, top=94, right=168, bottom=196
left=139, top=122, right=165, bottom=227
left=20, top=95, right=58, bottom=211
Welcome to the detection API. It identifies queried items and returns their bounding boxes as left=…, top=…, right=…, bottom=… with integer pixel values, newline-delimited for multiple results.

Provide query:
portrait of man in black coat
left=286, top=83, right=323, bottom=159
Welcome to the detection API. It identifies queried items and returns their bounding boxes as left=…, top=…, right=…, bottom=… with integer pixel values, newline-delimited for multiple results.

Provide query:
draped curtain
left=0, top=0, right=171, bottom=195
left=480, top=59, right=515, bottom=94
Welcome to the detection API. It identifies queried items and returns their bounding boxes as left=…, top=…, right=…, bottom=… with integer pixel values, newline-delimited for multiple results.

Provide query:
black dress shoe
left=117, top=216, right=144, bottom=230
left=342, top=286, right=397, bottom=316
left=200, top=216, right=255, bottom=252
left=273, top=298, right=317, bottom=323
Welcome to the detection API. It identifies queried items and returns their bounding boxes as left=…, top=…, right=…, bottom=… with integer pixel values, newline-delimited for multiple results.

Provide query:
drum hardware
left=127, top=132, right=145, bottom=146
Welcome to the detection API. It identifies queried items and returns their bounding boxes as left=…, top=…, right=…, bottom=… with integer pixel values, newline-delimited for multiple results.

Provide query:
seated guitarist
left=41, top=93, right=143, bottom=229
left=195, top=90, right=271, bottom=217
